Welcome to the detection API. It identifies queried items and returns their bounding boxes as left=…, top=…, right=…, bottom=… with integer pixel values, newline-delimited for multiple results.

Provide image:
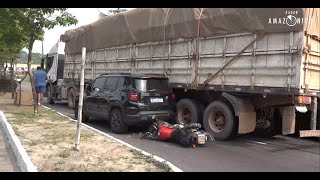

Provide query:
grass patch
left=53, top=161, right=65, bottom=171
left=81, top=133, right=94, bottom=141
left=0, top=92, right=168, bottom=172
left=58, top=149, right=71, bottom=158
left=46, top=110, right=68, bottom=122
left=30, top=140, right=41, bottom=146
left=129, top=149, right=144, bottom=157
left=12, top=126, right=20, bottom=136
left=21, top=74, right=31, bottom=82
left=146, top=155, right=156, bottom=164
left=129, top=150, right=172, bottom=172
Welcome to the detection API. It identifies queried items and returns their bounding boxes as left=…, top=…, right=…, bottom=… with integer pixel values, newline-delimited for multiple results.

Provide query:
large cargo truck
left=46, top=8, right=320, bottom=140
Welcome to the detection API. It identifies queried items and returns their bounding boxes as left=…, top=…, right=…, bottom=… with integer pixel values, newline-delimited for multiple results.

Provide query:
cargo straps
left=203, top=33, right=265, bottom=87
left=163, top=9, right=171, bottom=76
left=191, top=8, right=205, bottom=89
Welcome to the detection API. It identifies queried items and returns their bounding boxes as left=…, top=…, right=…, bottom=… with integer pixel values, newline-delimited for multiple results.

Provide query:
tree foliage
left=0, top=8, right=28, bottom=60
left=0, top=8, right=78, bottom=113
left=23, top=8, right=78, bottom=114
left=19, top=51, right=43, bottom=64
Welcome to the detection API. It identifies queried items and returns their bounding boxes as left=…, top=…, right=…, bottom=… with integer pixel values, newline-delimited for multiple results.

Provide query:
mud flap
left=238, top=100, right=256, bottom=134
left=222, top=93, right=256, bottom=134
left=280, top=106, right=296, bottom=135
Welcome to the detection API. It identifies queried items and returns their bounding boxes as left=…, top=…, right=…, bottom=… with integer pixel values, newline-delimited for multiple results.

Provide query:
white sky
left=29, top=8, right=134, bottom=54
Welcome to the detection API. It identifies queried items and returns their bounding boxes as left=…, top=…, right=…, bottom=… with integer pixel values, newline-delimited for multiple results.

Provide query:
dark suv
left=75, top=73, right=175, bottom=134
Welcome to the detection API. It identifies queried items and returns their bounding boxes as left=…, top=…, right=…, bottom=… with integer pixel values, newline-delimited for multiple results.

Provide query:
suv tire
left=110, top=108, right=128, bottom=134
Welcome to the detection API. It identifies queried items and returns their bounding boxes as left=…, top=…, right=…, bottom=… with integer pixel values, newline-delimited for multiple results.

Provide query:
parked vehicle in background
left=74, top=73, right=175, bottom=133
left=16, top=67, right=25, bottom=73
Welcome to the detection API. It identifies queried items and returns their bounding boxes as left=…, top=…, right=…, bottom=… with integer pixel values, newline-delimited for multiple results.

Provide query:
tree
left=0, top=9, right=28, bottom=97
left=21, top=8, right=78, bottom=114
left=0, top=8, right=28, bottom=63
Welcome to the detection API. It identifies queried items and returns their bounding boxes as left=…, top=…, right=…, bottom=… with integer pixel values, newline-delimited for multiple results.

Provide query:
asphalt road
left=43, top=100, right=320, bottom=172
left=22, top=83, right=320, bottom=172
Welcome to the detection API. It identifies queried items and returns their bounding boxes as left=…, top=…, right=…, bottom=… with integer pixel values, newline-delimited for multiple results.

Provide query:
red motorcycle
left=142, top=120, right=214, bottom=148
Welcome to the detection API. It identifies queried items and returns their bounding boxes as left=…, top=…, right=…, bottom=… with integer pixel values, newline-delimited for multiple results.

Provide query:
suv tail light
left=128, top=93, right=139, bottom=101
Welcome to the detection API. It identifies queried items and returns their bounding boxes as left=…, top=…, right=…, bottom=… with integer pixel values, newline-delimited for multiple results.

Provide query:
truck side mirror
left=93, top=87, right=101, bottom=92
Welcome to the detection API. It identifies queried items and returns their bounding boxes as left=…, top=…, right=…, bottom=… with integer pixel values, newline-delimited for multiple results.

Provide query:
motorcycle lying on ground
left=141, top=117, right=214, bottom=148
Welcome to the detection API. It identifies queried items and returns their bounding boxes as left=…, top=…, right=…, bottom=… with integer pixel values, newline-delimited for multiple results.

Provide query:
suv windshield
left=134, top=78, right=169, bottom=92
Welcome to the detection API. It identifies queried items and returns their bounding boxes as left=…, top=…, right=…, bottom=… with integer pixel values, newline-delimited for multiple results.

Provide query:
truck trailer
left=46, top=8, right=320, bottom=140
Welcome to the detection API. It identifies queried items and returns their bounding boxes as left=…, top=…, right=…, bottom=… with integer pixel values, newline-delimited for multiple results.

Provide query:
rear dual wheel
left=176, top=99, right=237, bottom=141
left=203, top=101, right=237, bottom=141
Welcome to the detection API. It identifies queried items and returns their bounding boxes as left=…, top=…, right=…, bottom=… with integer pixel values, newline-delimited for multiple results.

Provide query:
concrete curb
left=42, top=105, right=183, bottom=172
left=0, top=111, right=38, bottom=172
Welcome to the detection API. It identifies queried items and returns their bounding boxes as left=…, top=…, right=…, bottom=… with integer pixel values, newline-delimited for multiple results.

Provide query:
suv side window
left=116, top=77, right=125, bottom=89
left=105, top=77, right=118, bottom=91
left=92, top=77, right=106, bottom=90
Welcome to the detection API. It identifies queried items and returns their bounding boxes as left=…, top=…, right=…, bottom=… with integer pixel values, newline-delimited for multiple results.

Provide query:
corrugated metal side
left=300, top=34, right=320, bottom=92
left=64, top=32, right=313, bottom=92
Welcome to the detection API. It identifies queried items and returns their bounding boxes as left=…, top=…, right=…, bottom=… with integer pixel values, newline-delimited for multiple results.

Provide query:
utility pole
left=74, top=47, right=86, bottom=151
left=41, top=40, right=45, bottom=69
left=42, top=40, right=44, bottom=58
left=10, top=58, right=14, bottom=99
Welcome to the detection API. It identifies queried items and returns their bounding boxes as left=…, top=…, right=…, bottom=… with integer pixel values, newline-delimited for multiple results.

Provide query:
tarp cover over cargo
left=60, top=8, right=319, bottom=54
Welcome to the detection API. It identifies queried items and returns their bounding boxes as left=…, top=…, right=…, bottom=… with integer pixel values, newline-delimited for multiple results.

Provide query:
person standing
left=33, top=66, right=47, bottom=105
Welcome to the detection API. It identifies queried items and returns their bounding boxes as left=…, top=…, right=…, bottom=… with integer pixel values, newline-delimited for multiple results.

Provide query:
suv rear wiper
left=147, top=89, right=157, bottom=92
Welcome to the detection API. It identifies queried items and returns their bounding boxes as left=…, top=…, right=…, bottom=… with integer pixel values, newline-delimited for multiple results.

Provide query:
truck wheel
left=176, top=99, right=202, bottom=124
left=47, top=84, right=54, bottom=104
left=203, top=101, right=237, bottom=140
left=253, top=108, right=279, bottom=138
left=67, top=88, right=76, bottom=109
left=110, top=109, right=128, bottom=134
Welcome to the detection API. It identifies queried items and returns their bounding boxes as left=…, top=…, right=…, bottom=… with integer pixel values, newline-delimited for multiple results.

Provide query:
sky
left=29, top=8, right=134, bottom=54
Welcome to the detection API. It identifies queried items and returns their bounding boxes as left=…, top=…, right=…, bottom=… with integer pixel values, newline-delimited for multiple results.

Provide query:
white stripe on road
left=248, top=140, right=267, bottom=145
left=42, top=105, right=183, bottom=172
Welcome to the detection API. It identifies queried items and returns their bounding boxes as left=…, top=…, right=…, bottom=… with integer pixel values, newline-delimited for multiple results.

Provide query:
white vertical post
left=74, top=47, right=86, bottom=151
left=311, top=97, right=317, bottom=130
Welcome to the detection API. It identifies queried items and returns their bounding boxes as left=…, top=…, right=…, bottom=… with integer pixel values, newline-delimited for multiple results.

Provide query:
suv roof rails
left=99, top=73, right=166, bottom=76
left=99, top=73, right=131, bottom=76
left=142, top=73, right=166, bottom=77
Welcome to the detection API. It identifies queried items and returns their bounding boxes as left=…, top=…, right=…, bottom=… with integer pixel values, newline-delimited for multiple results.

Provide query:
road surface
left=22, top=83, right=320, bottom=172
left=44, top=101, right=320, bottom=172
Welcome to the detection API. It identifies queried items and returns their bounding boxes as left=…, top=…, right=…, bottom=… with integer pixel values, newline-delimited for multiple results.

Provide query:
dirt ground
left=0, top=92, right=169, bottom=172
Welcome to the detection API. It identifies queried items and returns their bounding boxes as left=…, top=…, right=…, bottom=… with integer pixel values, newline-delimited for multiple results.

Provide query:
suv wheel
left=110, top=109, right=128, bottom=134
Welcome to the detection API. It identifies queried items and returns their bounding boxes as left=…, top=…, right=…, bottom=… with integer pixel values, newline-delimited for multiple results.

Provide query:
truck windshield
left=134, top=78, right=169, bottom=92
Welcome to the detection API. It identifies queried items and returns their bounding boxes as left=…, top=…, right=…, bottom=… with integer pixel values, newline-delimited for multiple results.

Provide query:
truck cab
left=44, top=41, right=70, bottom=106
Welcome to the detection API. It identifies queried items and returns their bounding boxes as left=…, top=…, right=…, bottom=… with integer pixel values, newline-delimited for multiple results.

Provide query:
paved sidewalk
left=0, top=125, right=19, bottom=172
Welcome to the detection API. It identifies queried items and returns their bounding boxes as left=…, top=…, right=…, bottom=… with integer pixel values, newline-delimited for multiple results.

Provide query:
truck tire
left=47, top=84, right=54, bottom=104
left=176, top=99, right=203, bottom=124
left=203, top=101, right=237, bottom=140
left=110, top=109, right=128, bottom=134
left=253, top=108, right=279, bottom=138
left=67, top=88, right=76, bottom=109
